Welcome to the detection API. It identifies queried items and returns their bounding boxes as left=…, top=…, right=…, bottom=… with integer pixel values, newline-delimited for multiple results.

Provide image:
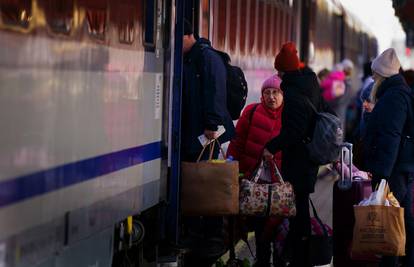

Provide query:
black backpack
left=305, top=98, right=343, bottom=165
left=196, top=44, right=248, bottom=120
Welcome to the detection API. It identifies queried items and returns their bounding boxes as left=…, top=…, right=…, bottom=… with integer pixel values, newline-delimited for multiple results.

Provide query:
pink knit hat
left=261, top=74, right=282, bottom=94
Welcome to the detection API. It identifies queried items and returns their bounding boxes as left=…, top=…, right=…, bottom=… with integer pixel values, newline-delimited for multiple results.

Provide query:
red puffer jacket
left=227, top=102, right=283, bottom=179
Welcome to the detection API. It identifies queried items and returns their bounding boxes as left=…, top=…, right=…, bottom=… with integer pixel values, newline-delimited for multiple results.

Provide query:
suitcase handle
left=337, top=142, right=353, bottom=191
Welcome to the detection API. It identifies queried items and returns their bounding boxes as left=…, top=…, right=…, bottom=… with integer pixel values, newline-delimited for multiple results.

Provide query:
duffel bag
left=239, top=161, right=296, bottom=217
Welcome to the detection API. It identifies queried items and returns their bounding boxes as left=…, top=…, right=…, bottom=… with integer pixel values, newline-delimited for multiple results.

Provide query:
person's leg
left=254, top=218, right=271, bottom=267
left=403, top=179, right=414, bottom=266
left=288, top=192, right=311, bottom=267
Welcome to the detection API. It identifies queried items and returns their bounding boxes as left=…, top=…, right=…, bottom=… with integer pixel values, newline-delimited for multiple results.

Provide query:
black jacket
left=265, top=70, right=329, bottom=193
left=363, top=74, right=414, bottom=178
left=181, top=38, right=235, bottom=160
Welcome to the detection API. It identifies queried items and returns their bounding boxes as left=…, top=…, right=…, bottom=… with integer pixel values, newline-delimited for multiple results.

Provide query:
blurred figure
left=349, top=61, right=374, bottom=143
left=320, top=70, right=346, bottom=103
left=328, top=59, right=354, bottom=132
left=361, top=61, right=374, bottom=89
left=363, top=48, right=414, bottom=267
left=228, top=74, right=284, bottom=267
left=352, top=82, right=374, bottom=169
left=342, top=59, right=354, bottom=78
left=317, top=68, right=330, bottom=84
left=341, top=59, right=357, bottom=139
left=264, top=42, right=329, bottom=267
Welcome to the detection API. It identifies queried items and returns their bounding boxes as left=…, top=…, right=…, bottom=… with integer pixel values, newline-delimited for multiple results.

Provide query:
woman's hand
left=263, top=148, right=274, bottom=161
left=204, top=129, right=218, bottom=140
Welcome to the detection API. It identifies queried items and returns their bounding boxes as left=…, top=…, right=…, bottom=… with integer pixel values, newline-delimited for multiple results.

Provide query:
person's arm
left=227, top=105, right=256, bottom=159
left=265, top=90, right=311, bottom=154
left=366, top=91, right=409, bottom=178
left=201, top=49, right=227, bottom=131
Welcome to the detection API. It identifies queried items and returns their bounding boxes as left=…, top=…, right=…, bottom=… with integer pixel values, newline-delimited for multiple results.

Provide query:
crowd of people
left=180, top=19, right=414, bottom=267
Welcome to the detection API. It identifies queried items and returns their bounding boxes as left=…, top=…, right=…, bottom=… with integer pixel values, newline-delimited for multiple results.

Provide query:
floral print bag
left=239, top=161, right=296, bottom=217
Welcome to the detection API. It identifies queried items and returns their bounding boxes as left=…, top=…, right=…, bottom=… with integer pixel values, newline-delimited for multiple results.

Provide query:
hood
left=328, top=71, right=346, bottom=81
left=281, top=70, right=320, bottom=98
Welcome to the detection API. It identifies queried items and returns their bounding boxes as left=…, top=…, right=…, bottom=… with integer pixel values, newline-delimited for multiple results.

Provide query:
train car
left=0, top=0, right=171, bottom=266
left=301, top=0, right=378, bottom=84
left=0, top=1, right=378, bottom=267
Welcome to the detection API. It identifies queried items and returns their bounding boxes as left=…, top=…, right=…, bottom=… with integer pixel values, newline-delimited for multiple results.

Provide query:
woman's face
left=262, top=88, right=283, bottom=110
left=362, top=100, right=374, bottom=113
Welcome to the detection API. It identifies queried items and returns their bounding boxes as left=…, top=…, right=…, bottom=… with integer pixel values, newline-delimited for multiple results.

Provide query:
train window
left=86, top=8, right=107, bottom=40
left=281, top=8, right=286, bottom=44
left=0, top=0, right=32, bottom=29
left=144, top=0, right=155, bottom=47
left=265, top=2, right=273, bottom=55
left=117, top=0, right=140, bottom=45
left=199, top=0, right=210, bottom=39
left=286, top=12, right=292, bottom=42
left=247, top=0, right=257, bottom=51
left=228, top=0, right=237, bottom=52
left=212, top=0, right=226, bottom=49
left=273, top=5, right=280, bottom=53
left=258, top=0, right=265, bottom=55
left=41, top=0, right=75, bottom=35
left=239, top=0, right=247, bottom=55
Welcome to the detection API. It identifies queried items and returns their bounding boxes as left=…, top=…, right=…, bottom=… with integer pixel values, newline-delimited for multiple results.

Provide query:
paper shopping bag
left=352, top=205, right=406, bottom=256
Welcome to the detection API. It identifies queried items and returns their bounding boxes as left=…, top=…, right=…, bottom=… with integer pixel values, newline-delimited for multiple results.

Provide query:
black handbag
left=309, top=198, right=333, bottom=266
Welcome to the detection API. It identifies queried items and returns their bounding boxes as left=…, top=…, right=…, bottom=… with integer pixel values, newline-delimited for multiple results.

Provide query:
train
left=0, top=0, right=377, bottom=266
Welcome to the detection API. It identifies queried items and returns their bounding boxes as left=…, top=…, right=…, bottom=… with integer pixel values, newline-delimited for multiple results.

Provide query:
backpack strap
left=309, top=198, right=329, bottom=237
left=248, top=103, right=259, bottom=124
left=304, top=97, right=318, bottom=114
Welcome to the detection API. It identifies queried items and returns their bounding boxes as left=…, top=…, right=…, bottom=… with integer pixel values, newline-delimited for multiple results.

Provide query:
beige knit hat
left=371, top=48, right=401, bottom=78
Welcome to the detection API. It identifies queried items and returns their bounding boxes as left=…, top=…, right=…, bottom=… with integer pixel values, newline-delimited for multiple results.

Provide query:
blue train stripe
left=0, top=141, right=162, bottom=208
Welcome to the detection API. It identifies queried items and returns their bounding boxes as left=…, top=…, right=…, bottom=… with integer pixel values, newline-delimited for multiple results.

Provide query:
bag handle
left=309, top=198, right=329, bottom=237
left=271, top=160, right=285, bottom=183
left=196, top=139, right=226, bottom=162
left=250, top=161, right=264, bottom=183
left=250, top=160, right=285, bottom=183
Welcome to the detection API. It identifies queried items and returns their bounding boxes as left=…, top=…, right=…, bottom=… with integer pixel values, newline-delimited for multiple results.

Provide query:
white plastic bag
left=358, top=179, right=387, bottom=206
left=372, top=179, right=387, bottom=205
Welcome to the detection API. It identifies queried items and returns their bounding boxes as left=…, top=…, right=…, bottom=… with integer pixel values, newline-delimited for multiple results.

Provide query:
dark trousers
left=182, top=216, right=225, bottom=267
left=287, top=192, right=312, bottom=267
left=254, top=218, right=272, bottom=267
left=254, top=217, right=285, bottom=267
left=181, top=145, right=223, bottom=266
left=373, top=172, right=414, bottom=267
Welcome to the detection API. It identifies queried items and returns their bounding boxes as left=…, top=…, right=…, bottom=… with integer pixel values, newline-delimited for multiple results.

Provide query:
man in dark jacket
left=181, top=20, right=235, bottom=267
left=263, top=42, right=328, bottom=267
left=181, top=20, right=234, bottom=162
left=363, top=48, right=414, bottom=267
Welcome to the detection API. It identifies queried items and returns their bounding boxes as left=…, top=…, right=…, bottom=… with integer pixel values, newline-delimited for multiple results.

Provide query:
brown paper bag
left=352, top=205, right=406, bottom=256
left=181, top=141, right=239, bottom=216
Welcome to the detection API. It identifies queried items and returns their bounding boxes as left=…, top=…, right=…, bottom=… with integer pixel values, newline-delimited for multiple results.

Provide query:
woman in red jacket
left=228, top=74, right=284, bottom=267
